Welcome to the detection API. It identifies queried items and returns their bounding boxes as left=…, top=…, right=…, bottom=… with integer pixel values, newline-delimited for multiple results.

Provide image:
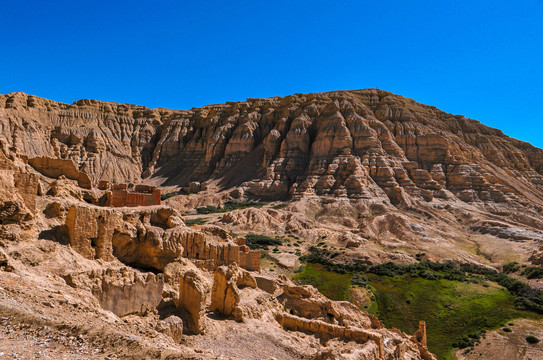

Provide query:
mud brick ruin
left=98, top=181, right=161, bottom=207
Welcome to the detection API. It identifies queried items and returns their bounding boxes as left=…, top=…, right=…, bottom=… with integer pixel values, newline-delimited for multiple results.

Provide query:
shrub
left=222, top=201, right=266, bottom=211
left=351, top=273, right=368, bottom=286
left=161, top=191, right=183, bottom=200
left=502, top=327, right=512, bottom=332
left=184, top=217, right=208, bottom=226
left=195, top=201, right=267, bottom=214
left=521, top=266, right=543, bottom=279
left=503, top=262, right=520, bottom=274
left=245, top=234, right=282, bottom=249
left=196, top=205, right=220, bottom=214
left=452, top=331, right=484, bottom=349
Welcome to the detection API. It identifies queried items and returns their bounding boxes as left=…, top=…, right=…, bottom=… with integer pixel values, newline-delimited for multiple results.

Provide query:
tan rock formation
left=210, top=265, right=257, bottom=317
left=155, top=315, right=184, bottom=342
left=177, top=269, right=208, bottom=334
left=62, top=204, right=260, bottom=272
left=64, top=267, right=164, bottom=317
left=2, top=90, right=542, bottom=209
left=414, top=320, right=428, bottom=347
left=65, top=205, right=121, bottom=261
left=278, top=285, right=381, bottom=329
left=28, top=156, right=92, bottom=189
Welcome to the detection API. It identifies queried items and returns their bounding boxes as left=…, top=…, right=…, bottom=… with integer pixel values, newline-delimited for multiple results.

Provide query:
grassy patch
left=244, top=234, right=282, bottom=250
left=195, top=201, right=267, bottom=214
left=368, top=275, right=536, bottom=360
left=294, top=263, right=352, bottom=301
left=295, top=258, right=542, bottom=360
left=184, top=217, right=208, bottom=226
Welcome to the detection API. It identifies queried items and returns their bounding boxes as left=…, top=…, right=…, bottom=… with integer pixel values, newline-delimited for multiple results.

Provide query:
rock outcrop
left=28, top=156, right=92, bottom=189
left=2, top=90, right=542, bottom=209
left=210, top=265, right=257, bottom=317
left=177, top=269, right=208, bottom=334
left=64, top=267, right=164, bottom=317
left=63, top=203, right=260, bottom=272
left=155, top=315, right=184, bottom=342
left=275, top=286, right=435, bottom=359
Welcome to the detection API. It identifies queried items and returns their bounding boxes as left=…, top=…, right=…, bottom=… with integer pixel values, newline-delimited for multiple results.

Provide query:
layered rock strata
left=1, top=90, right=542, bottom=208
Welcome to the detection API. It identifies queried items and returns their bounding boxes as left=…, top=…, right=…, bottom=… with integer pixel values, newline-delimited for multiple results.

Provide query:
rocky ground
left=1, top=89, right=543, bottom=359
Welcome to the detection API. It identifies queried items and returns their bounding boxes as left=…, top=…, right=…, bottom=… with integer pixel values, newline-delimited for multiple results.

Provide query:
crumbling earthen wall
left=100, top=181, right=161, bottom=207
left=64, top=204, right=260, bottom=272
left=65, top=205, right=120, bottom=261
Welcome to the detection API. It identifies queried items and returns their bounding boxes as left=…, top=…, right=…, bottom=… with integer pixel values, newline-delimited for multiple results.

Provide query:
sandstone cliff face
left=1, top=90, right=542, bottom=208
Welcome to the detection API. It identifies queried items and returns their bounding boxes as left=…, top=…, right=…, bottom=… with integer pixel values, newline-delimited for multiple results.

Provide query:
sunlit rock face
left=1, top=89, right=542, bottom=207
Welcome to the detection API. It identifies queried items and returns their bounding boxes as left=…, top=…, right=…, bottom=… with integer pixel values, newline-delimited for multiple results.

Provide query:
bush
left=222, top=201, right=266, bottom=211
left=161, top=191, right=183, bottom=200
left=452, top=331, right=484, bottom=349
left=196, top=205, right=220, bottom=214
left=521, top=266, right=543, bottom=279
left=351, top=273, right=368, bottom=286
left=502, top=327, right=512, bottom=332
left=503, top=262, right=520, bottom=273
left=526, top=335, right=540, bottom=344
left=245, top=234, right=282, bottom=249
left=184, top=217, right=208, bottom=226
left=195, top=201, right=267, bottom=214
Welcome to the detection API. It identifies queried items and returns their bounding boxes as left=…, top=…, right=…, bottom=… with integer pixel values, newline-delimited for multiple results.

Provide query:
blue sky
left=1, top=1, right=542, bottom=147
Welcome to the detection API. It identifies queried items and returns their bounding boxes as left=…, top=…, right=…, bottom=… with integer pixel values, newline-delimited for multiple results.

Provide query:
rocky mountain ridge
left=2, top=89, right=543, bottom=359
left=2, top=89, right=542, bottom=208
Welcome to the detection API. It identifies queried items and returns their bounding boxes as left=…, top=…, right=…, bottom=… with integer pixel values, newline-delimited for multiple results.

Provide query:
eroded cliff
left=2, top=90, right=542, bottom=208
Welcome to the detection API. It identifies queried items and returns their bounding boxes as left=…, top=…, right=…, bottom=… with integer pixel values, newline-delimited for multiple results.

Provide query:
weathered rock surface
left=2, top=90, right=542, bottom=208
left=156, top=315, right=184, bottom=342
left=210, top=265, right=257, bottom=317
left=177, top=269, right=208, bottom=334
left=63, top=267, right=164, bottom=317
left=62, top=203, right=260, bottom=272
left=4, top=89, right=543, bottom=360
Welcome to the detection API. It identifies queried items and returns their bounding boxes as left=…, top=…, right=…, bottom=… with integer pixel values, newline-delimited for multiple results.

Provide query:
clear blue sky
left=1, top=1, right=542, bottom=147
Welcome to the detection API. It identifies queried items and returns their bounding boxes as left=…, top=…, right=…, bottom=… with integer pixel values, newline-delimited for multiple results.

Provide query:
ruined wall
left=65, top=205, right=121, bottom=261
left=177, top=270, right=207, bottom=334
left=64, top=204, right=260, bottom=272
left=64, top=268, right=164, bottom=317
left=238, top=249, right=261, bottom=272
left=104, top=185, right=161, bottom=207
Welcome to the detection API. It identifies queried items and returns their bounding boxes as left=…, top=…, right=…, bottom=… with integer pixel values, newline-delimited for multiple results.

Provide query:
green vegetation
left=161, top=191, right=183, bottom=200
left=350, top=273, right=368, bottom=287
left=503, top=261, right=521, bottom=273
left=296, top=247, right=543, bottom=359
left=521, top=266, right=543, bottom=279
left=368, top=275, right=529, bottom=359
left=195, top=205, right=220, bottom=214
left=451, top=330, right=486, bottom=350
left=244, top=234, right=282, bottom=250
left=294, top=263, right=352, bottom=301
left=195, top=201, right=267, bottom=214
left=300, top=246, right=543, bottom=315
left=271, top=203, right=288, bottom=209
left=184, top=217, right=208, bottom=226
